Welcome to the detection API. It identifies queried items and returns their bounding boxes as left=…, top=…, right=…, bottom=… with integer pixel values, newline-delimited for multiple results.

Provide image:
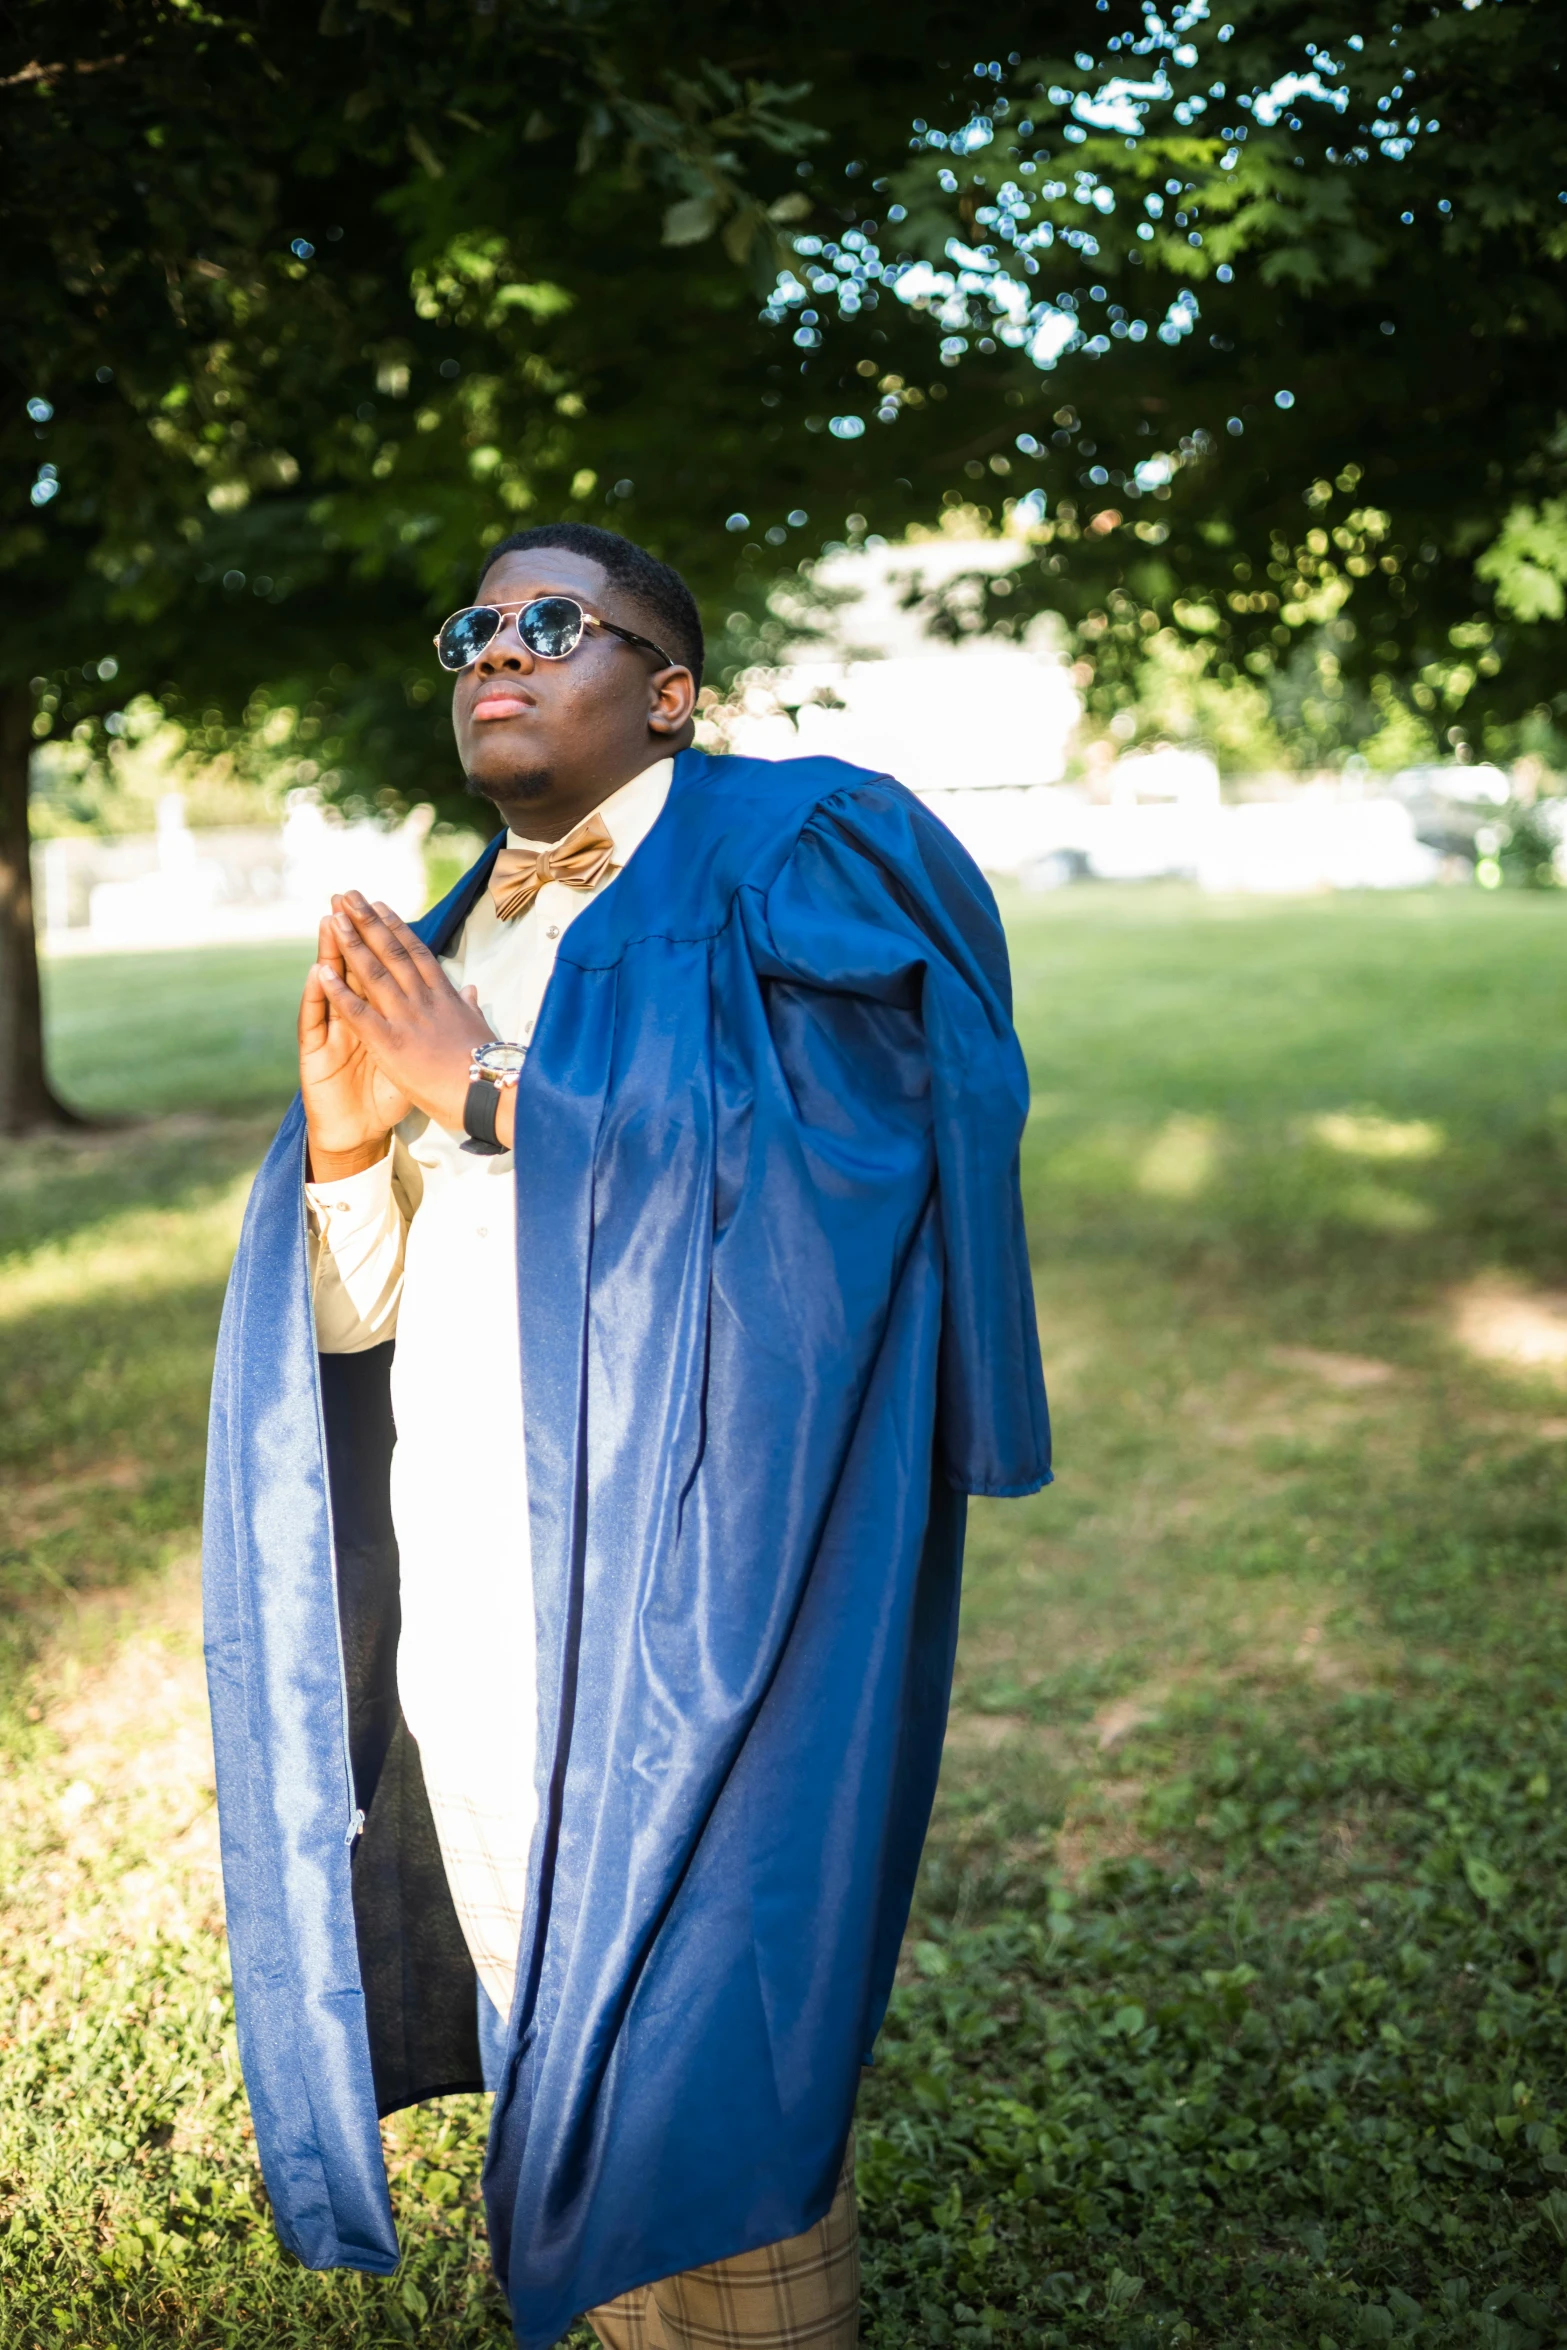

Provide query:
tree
left=819, top=1, right=1567, bottom=768
left=3, top=0, right=1076, bottom=1128
left=5, top=1, right=1563, bottom=1126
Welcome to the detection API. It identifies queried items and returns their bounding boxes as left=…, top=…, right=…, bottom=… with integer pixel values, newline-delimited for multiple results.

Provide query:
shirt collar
left=506, top=757, right=674, bottom=865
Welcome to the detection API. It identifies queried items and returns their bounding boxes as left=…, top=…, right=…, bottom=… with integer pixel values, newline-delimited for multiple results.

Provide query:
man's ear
left=647, top=666, right=697, bottom=738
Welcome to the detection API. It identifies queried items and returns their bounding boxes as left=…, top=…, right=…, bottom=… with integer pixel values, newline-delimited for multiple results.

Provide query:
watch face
left=473, top=1041, right=527, bottom=1080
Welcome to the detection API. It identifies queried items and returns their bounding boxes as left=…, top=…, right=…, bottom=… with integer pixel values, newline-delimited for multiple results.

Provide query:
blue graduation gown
left=202, top=749, right=1050, bottom=2347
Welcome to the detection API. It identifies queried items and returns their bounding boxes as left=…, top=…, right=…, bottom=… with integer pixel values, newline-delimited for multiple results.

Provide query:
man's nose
left=476, top=621, right=535, bottom=674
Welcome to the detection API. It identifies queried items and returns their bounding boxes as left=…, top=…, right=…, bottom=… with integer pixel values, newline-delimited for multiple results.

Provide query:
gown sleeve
left=754, top=775, right=1051, bottom=1498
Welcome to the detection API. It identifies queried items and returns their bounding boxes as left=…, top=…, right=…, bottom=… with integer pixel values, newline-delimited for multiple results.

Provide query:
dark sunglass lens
left=438, top=607, right=501, bottom=670
left=518, top=597, right=585, bottom=659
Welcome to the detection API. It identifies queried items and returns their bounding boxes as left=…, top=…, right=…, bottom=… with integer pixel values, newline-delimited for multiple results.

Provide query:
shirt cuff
left=305, top=1142, right=395, bottom=1245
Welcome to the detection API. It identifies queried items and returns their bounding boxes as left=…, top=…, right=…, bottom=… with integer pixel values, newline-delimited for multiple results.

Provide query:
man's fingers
left=298, top=959, right=331, bottom=1052
left=319, top=960, right=389, bottom=1038
left=302, top=955, right=370, bottom=1063
left=334, top=894, right=438, bottom=1000
left=370, top=900, right=447, bottom=987
left=318, top=966, right=415, bottom=1089
left=320, top=908, right=353, bottom=970
left=331, top=909, right=403, bottom=1008
left=320, top=905, right=373, bottom=998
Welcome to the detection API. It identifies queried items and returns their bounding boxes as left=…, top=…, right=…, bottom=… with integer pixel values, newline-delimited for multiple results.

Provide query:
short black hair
left=476, top=523, right=704, bottom=687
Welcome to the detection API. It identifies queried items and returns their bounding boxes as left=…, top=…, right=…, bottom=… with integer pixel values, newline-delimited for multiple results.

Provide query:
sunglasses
left=434, top=595, right=675, bottom=674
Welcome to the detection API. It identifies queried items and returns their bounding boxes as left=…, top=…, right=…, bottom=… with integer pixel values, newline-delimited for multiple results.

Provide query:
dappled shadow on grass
left=893, top=1266, right=1567, bottom=2345
left=1011, top=883, right=1567, bottom=1312
left=0, top=1075, right=543, bottom=2345
left=1022, top=1104, right=1567, bottom=1325
left=0, top=1559, right=523, bottom=2350
left=882, top=1668, right=1567, bottom=2340
left=863, top=1784, right=1567, bottom=2346
left=0, top=1130, right=260, bottom=1692
left=0, top=1116, right=276, bottom=1265
left=912, top=885, right=1567, bottom=2339
left=0, top=1270, right=228, bottom=1699
left=6, top=893, right=1567, bottom=2347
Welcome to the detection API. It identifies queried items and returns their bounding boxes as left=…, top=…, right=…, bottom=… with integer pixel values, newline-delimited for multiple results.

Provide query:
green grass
left=5, top=894, right=1567, bottom=2348
left=0, top=939, right=310, bottom=1639
left=44, top=942, right=313, bottom=1120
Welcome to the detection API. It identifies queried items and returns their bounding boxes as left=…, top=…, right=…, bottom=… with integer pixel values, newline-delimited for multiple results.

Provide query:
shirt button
left=523, top=1019, right=534, bottom=1037
left=334, top=1201, right=350, bottom=1213
left=476, top=1227, right=488, bottom=1240
left=545, top=924, right=560, bottom=940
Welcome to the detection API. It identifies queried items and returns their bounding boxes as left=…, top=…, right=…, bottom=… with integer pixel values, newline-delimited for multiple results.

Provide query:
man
left=203, top=522, right=1050, bottom=2350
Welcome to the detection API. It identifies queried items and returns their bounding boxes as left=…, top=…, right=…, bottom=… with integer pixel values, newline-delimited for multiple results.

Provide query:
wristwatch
left=461, top=1040, right=527, bottom=1156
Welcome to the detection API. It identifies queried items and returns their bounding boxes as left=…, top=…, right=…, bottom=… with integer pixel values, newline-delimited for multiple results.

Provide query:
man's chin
left=462, top=763, right=552, bottom=805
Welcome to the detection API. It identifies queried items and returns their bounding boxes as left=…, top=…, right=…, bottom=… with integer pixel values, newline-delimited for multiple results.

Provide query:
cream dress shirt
left=305, top=757, right=673, bottom=2017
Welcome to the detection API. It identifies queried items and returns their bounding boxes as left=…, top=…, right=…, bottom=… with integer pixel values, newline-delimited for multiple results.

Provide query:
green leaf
left=405, top=127, right=445, bottom=181
left=662, top=194, right=719, bottom=246
left=1464, top=1853, right=1512, bottom=1909
left=1105, top=2268, right=1145, bottom=2310
left=1476, top=502, right=1567, bottom=626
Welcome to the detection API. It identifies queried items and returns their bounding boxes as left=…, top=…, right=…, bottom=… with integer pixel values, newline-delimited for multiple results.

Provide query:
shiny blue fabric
left=203, top=750, right=1050, bottom=2346
left=479, top=1984, right=509, bottom=2096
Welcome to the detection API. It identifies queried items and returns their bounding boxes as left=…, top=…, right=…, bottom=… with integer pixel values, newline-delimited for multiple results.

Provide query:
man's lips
left=469, top=688, right=537, bottom=722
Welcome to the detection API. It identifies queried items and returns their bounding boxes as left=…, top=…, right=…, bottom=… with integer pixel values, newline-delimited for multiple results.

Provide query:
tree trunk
left=0, top=686, right=78, bottom=1134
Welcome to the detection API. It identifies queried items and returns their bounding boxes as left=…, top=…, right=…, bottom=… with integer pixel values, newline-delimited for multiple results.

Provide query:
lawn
left=4, top=891, right=1567, bottom=2350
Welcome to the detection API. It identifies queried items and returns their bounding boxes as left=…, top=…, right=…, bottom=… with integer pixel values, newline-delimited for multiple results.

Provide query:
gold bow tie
left=488, top=811, right=617, bottom=922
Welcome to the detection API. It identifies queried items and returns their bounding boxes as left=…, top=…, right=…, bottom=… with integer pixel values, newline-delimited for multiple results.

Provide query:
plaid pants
left=586, top=2137, right=859, bottom=2350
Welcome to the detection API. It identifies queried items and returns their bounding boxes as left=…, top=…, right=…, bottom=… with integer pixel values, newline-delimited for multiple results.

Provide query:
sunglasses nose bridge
left=475, top=611, right=532, bottom=670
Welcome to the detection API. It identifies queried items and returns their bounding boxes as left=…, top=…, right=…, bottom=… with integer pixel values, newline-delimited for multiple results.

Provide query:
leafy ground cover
left=3, top=893, right=1567, bottom=2348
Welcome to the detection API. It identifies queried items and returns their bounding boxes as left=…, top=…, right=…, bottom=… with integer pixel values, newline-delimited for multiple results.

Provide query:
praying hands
left=298, top=892, right=503, bottom=1180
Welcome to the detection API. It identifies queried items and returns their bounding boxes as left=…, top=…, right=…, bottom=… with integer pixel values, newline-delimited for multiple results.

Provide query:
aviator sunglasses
left=435, top=594, right=675, bottom=675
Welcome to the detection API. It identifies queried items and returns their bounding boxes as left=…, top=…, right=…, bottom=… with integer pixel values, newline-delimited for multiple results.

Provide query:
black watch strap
left=460, top=1076, right=507, bottom=1156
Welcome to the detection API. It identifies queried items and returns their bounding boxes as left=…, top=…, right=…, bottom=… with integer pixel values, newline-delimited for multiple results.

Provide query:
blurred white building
left=37, top=793, right=433, bottom=955
left=706, top=537, right=1450, bottom=894
left=707, top=533, right=1082, bottom=872
left=34, top=540, right=1507, bottom=942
